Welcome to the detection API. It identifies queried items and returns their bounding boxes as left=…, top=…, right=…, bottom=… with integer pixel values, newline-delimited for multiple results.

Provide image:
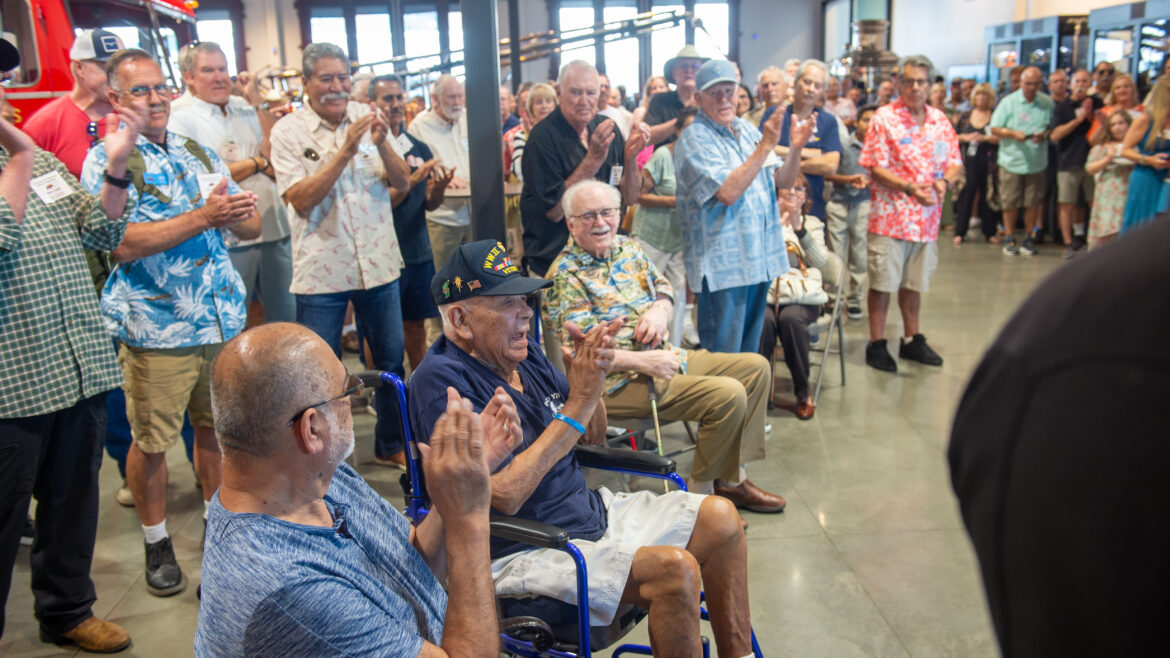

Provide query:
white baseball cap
left=70, top=29, right=124, bottom=62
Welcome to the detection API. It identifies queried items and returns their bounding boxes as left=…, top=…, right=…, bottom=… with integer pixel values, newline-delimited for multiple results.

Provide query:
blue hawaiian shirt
left=81, top=131, right=247, bottom=348
left=673, top=112, right=789, bottom=292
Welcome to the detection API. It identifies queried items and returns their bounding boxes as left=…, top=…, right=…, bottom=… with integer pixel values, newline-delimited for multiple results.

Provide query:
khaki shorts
left=867, top=233, right=939, bottom=293
left=1056, top=169, right=1095, bottom=204
left=118, top=343, right=221, bottom=454
left=999, top=170, right=1046, bottom=208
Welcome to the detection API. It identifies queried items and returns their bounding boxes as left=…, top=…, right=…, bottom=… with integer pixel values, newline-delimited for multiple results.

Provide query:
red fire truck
left=2, top=0, right=196, bottom=125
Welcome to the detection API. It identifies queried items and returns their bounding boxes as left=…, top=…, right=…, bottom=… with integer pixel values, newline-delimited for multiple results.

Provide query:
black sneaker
left=144, top=537, right=187, bottom=597
left=1002, top=239, right=1019, bottom=255
left=866, top=339, right=897, bottom=372
left=1021, top=236, right=1037, bottom=256
left=847, top=305, right=864, bottom=319
left=899, top=334, right=943, bottom=366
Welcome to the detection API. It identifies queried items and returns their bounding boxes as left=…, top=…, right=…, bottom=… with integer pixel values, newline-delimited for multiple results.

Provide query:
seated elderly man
left=408, top=240, right=756, bottom=657
left=544, top=179, right=784, bottom=511
left=195, top=322, right=503, bottom=657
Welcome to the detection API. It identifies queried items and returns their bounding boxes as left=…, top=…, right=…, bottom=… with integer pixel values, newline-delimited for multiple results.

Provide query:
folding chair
left=808, top=252, right=847, bottom=404
left=362, top=370, right=764, bottom=658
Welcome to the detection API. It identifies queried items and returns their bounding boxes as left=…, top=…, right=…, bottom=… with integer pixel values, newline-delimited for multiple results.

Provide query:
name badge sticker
left=899, top=137, right=913, bottom=145
left=933, top=140, right=948, bottom=161
left=197, top=173, right=223, bottom=201
left=392, top=133, right=413, bottom=158
left=29, top=171, right=72, bottom=205
left=219, top=141, right=243, bottom=162
left=143, top=172, right=168, bottom=186
left=608, top=165, right=624, bottom=186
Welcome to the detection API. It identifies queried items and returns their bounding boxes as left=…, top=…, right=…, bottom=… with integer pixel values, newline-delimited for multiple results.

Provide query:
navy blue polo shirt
left=407, top=336, right=607, bottom=559
left=762, top=105, right=842, bottom=219
left=392, top=132, right=435, bottom=266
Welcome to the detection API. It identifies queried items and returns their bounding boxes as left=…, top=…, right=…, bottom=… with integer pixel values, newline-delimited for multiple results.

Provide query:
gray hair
left=178, top=41, right=224, bottom=75
left=105, top=49, right=157, bottom=92
left=370, top=73, right=404, bottom=101
left=558, top=59, right=598, bottom=87
left=757, top=66, right=783, bottom=84
left=795, top=59, right=828, bottom=84
left=898, top=54, right=936, bottom=80
left=210, top=324, right=330, bottom=457
left=561, top=179, right=621, bottom=219
left=430, top=73, right=462, bottom=99
left=302, top=42, right=348, bottom=78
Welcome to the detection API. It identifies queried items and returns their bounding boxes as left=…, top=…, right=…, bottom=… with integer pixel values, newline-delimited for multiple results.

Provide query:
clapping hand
left=561, top=318, right=620, bottom=404
left=789, top=113, right=815, bottom=150
left=419, top=392, right=491, bottom=521
left=587, top=120, right=617, bottom=165
left=476, top=386, right=523, bottom=471
left=103, top=103, right=149, bottom=171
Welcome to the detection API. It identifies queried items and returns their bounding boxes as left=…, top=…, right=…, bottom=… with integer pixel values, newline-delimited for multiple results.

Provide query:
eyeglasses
left=287, top=373, right=363, bottom=426
left=86, top=121, right=99, bottom=146
left=120, top=83, right=170, bottom=98
left=792, top=186, right=808, bottom=194
left=1096, top=67, right=1115, bottom=75
left=902, top=78, right=930, bottom=88
left=569, top=207, right=620, bottom=224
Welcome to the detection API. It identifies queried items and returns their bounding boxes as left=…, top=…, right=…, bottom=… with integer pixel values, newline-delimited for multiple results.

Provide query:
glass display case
left=1089, top=0, right=1170, bottom=96
left=984, top=15, right=1087, bottom=94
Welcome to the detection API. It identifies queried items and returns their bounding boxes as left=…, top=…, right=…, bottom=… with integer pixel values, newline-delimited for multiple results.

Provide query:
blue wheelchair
left=362, top=370, right=764, bottom=657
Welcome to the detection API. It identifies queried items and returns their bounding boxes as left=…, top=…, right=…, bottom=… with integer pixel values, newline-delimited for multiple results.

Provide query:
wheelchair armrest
left=490, top=515, right=568, bottom=549
left=573, top=445, right=677, bottom=475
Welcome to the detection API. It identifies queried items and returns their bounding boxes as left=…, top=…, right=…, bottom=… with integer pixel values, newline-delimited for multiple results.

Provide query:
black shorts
left=400, top=260, right=440, bottom=322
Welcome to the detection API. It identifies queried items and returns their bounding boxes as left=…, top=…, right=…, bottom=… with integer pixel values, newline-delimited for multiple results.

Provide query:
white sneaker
left=682, top=305, right=701, bottom=347
left=116, top=480, right=135, bottom=507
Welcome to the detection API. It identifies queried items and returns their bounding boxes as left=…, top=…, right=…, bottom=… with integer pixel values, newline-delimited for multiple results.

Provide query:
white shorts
left=491, top=487, right=705, bottom=625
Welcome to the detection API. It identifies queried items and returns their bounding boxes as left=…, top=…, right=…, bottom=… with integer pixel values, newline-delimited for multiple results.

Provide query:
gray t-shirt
left=195, top=463, right=445, bottom=657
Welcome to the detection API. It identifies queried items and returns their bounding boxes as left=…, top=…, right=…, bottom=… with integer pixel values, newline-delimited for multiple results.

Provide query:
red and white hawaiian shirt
left=859, top=99, right=962, bottom=243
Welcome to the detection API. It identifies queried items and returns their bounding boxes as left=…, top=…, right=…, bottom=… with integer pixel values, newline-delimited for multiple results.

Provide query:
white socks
left=142, top=521, right=168, bottom=544
left=689, top=479, right=715, bottom=495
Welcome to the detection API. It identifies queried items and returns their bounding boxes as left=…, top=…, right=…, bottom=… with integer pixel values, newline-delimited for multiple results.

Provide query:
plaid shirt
left=0, top=147, right=134, bottom=418
left=545, top=235, right=687, bottom=394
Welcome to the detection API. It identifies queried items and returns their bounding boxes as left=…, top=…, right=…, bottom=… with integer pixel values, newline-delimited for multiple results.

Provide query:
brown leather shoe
left=41, top=616, right=131, bottom=653
left=373, top=451, right=408, bottom=471
left=795, top=398, right=815, bottom=420
left=713, top=479, right=786, bottom=513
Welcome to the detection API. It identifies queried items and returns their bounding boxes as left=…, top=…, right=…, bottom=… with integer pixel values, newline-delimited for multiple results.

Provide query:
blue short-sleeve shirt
left=763, top=105, right=843, bottom=219
left=674, top=112, right=788, bottom=292
left=408, top=336, right=607, bottom=558
left=81, top=132, right=247, bottom=348
left=195, top=463, right=445, bottom=657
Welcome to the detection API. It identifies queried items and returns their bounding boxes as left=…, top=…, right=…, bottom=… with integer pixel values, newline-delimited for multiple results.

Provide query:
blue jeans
left=297, top=281, right=405, bottom=458
left=696, top=280, right=769, bottom=354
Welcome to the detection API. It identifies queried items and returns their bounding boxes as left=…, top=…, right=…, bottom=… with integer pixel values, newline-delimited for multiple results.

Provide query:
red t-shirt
left=22, top=95, right=107, bottom=178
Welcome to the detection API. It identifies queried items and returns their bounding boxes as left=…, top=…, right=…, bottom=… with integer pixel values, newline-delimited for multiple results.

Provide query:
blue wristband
left=553, top=412, right=587, bottom=435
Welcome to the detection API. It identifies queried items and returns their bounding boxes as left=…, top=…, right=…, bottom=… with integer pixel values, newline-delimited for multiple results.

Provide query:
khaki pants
left=604, top=350, right=769, bottom=482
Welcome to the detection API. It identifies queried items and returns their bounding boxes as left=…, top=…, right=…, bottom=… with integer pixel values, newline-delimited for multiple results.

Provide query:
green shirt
left=990, top=89, right=1055, bottom=174
left=631, top=146, right=681, bottom=253
left=0, top=147, right=134, bottom=418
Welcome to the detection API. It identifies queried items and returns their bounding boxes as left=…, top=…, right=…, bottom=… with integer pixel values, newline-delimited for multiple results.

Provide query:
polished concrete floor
left=2, top=234, right=1066, bottom=657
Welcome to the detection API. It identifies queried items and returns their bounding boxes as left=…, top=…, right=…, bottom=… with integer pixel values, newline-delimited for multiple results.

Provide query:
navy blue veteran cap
left=431, top=240, right=551, bottom=306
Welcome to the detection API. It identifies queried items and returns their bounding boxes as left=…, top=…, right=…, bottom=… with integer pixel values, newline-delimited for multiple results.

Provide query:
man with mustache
left=369, top=73, right=455, bottom=376
left=270, top=43, right=412, bottom=469
left=170, top=41, right=295, bottom=323
left=79, top=48, right=262, bottom=597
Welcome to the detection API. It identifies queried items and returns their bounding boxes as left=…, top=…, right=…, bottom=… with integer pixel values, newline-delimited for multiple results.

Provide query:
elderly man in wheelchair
left=544, top=179, right=785, bottom=513
left=408, top=239, right=758, bottom=657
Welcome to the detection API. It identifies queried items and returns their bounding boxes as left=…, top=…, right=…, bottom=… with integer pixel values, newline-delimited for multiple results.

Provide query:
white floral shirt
left=271, top=101, right=403, bottom=294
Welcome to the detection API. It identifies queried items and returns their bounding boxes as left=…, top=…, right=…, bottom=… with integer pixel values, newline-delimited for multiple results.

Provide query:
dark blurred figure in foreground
left=949, top=217, right=1170, bottom=657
